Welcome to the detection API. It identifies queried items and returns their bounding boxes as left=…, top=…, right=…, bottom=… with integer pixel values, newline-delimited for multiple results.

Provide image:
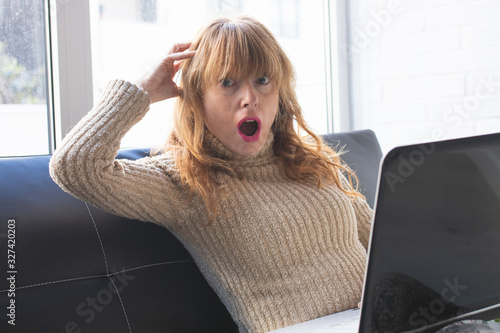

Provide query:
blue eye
left=257, top=76, right=270, bottom=85
left=220, top=78, right=235, bottom=87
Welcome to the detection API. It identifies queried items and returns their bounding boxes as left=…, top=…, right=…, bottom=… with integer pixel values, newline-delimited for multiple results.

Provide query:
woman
left=50, top=16, right=373, bottom=333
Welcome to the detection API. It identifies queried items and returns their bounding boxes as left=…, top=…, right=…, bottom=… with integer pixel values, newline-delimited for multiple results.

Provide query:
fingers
left=169, top=42, right=192, bottom=54
left=160, top=51, right=195, bottom=77
left=162, top=43, right=196, bottom=68
left=168, top=50, right=196, bottom=62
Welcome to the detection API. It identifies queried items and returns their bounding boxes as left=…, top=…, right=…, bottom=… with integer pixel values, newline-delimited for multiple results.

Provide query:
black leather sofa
left=0, top=130, right=382, bottom=333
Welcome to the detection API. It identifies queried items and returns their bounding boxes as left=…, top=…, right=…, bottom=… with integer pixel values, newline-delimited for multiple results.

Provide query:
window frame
left=324, top=0, right=351, bottom=133
left=49, top=0, right=94, bottom=151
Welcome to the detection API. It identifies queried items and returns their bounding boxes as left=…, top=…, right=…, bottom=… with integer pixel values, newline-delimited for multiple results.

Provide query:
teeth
left=245, top=120, right=255, bottom=122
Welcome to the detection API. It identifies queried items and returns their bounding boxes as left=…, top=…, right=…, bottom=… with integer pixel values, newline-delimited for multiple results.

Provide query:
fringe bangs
left=198, top=18, right=285, bottom=88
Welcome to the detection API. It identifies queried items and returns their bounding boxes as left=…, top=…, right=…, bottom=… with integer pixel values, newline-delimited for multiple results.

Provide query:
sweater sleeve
left=351, top=193, right=373, bottom=250
left=339, top=171, right=374, bottom=250
left=49, top=79, right=188, bottom=225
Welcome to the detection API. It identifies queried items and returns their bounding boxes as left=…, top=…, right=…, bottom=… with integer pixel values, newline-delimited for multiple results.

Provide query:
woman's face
left=202, top=75, right=279, bottom=157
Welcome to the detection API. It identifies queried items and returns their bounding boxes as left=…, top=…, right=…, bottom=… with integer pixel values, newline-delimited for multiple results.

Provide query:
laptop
left=271, top=132, right=500, bottom=333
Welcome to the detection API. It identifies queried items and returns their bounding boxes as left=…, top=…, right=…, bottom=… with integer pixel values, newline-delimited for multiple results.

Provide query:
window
left=0, top=0, right=335, bottom=157
left=0, top=0, right=332, bottom=157
left=0, top=0, right=52, bottom=156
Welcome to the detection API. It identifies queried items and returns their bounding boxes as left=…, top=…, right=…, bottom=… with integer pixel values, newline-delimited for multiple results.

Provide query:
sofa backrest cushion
left=322, top=129, right=383, bottom=208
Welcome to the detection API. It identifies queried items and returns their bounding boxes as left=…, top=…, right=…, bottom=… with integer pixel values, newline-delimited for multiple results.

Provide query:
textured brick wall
left=348, top=0, right=500, bottom=152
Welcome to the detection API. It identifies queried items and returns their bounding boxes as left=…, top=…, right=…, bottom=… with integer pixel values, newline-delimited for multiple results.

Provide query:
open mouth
left=237, top=117, right=261, bottom=142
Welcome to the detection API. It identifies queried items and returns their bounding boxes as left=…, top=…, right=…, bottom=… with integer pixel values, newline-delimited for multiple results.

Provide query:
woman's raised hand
left=137, top=42, right=196, bottom=104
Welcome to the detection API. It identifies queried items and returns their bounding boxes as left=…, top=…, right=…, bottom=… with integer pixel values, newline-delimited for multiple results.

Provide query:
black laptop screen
left=360, top=133, right=500, bottom=333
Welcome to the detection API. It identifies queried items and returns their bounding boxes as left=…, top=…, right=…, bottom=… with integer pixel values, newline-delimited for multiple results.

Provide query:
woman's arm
left=50, top=45, right=195, bottom=225
left=339, top=171, right=374, bottom=250
left=350, top=193, right=373, bottom=250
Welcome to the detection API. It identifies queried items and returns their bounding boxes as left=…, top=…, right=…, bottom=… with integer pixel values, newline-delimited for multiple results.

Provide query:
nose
left=240, top=81, right=258, bottom=109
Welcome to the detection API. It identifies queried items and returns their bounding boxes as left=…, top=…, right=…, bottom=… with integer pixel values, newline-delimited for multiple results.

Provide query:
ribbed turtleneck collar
left=203, top=130, right=277, bottom=168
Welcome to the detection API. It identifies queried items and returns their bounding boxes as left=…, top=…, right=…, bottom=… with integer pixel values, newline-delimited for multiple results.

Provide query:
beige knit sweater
left=49, top=80, right=373, bottom=333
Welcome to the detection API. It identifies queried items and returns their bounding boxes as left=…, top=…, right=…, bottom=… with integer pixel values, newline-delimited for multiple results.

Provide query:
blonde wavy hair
left=164, top=16, right=362, bottom=219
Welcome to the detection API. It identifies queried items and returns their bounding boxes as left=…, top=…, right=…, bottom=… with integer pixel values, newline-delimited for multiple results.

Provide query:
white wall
left=348, top=0, right=500, bottom=152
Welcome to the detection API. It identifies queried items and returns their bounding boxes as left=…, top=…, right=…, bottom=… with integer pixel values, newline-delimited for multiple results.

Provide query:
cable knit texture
left=49, top=80, right=373, bottom=333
